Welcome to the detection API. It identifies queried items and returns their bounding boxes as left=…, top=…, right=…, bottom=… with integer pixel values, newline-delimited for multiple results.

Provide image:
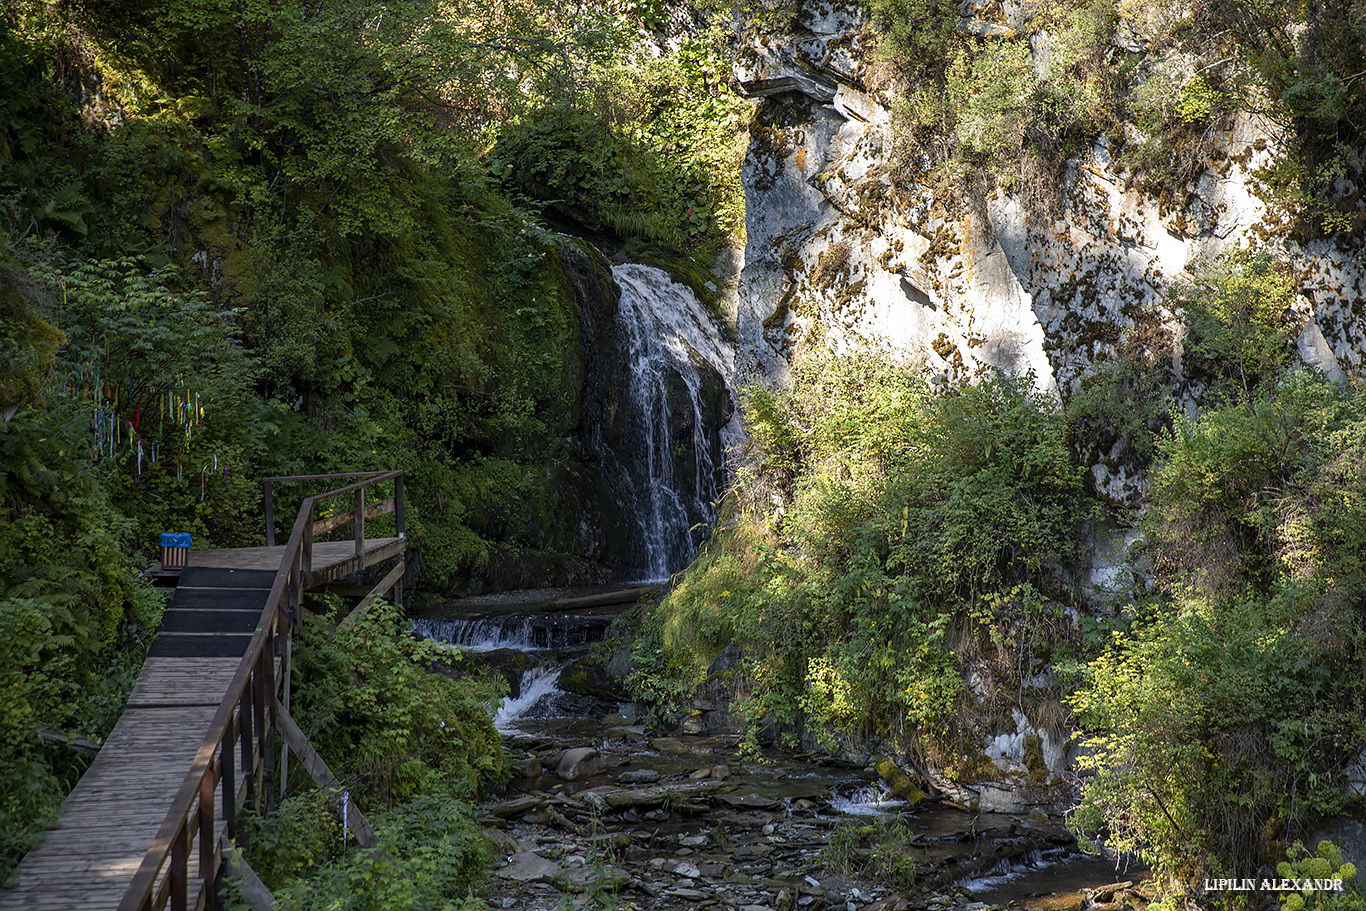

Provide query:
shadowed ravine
left=413, top=600, right=1150, bottom=911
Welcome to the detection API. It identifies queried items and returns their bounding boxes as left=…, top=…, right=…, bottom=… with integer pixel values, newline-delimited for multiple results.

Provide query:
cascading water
left=494, top=667, right=565, bottom=732
left=413, top=617, right=602, bottom=652
left=611, top=264, right=740, bottom=580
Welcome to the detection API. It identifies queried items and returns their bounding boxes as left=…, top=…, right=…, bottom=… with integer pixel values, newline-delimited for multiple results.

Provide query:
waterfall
left=611, top=264, right=739, bottom=581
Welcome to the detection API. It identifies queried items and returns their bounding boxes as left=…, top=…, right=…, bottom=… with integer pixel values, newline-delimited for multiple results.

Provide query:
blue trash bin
left=160, top=532, right=192, bottom=569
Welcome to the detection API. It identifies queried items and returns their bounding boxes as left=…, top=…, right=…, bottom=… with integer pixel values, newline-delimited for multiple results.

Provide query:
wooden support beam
left=219, top=835, right=276, bottom=910
left=310, top=498, right=394, bottom=539
left=274, top=705, right=377, bottom=849
left=320, top=583, right=373, bottom=598
left=36, top=727, right=101, bottom=758
left=328, top=560, right=405, bottom=643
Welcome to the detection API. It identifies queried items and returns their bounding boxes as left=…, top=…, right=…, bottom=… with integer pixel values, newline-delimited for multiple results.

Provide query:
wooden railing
left=117, top=471, right=405, bottom=911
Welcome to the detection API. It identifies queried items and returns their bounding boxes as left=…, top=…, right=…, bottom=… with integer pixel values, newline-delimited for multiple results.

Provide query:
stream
left=412, top=598, right=1149, bottom=911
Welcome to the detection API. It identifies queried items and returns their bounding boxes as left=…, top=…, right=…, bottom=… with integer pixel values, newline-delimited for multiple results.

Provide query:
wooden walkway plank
left=0, top=520, right=403, bottom=910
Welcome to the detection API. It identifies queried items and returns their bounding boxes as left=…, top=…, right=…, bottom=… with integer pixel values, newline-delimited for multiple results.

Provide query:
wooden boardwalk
left=0, top=537, right=402, bottom=911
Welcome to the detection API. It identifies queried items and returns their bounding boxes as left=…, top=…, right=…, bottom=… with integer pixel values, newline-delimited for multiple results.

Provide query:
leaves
left=636, top=346, right=1090, bottom=752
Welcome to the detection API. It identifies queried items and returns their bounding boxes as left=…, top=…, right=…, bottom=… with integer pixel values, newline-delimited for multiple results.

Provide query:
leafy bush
left=1171, top=251, right=1302, bottom=406
left=634, top=345, right=1092, bottom=756
left=1070, top=371, right=1366, bottom=887
left=293, top=602, right=506, bottom=807
left=240, top=790, right=492, bottom=911
left=823, top=816, right=920, bottom=892
left=492, top=31, right=750, bottom=260
left=0, top=393, right=166, bottom=879
left=1065, top=347, right=1173, bottom=473
left=231, top=604, right=502, bottom=908
left=1278, top=840, right=1364, bottom=911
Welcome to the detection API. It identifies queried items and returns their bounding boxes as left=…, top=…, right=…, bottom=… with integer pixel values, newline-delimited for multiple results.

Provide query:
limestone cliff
left=724, top=0, right=1363, bottom=509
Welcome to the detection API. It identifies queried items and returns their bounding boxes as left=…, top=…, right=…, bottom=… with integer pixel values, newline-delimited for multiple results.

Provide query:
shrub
left=1070, top=372, right=1366, bottom=888
left=634, top=345, right=1093, bottom=755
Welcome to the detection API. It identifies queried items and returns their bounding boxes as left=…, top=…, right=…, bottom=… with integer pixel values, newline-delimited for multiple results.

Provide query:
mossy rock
left=0, top=259, right=65, bottom=417
left=560, top=656, right=623, bottom=700
left=875, top=757, right=927, bottom=806
left=1023, top=734, right=1049, bottom=782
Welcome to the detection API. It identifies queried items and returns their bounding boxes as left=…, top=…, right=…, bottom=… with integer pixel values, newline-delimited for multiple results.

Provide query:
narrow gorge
left=1, top=0, right=1363, bottom=908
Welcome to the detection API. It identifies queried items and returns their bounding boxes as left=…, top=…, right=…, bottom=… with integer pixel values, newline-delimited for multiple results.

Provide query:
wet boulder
left=556, top=746, right=607, bottom=780
left=559, top=656, right=624, bottom=700
left=875, top=757, right=928, bottom=806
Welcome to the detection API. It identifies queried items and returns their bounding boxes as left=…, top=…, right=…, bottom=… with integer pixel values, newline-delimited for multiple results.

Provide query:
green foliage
left=1278, top=840, right=1364, bottom=911
left=1070, top=371, right=1366, bottom=886
left=234, top=604, right=502, bottom=908
left=240, top=790, right=492, bottom=911
left=33, top=252, right=263, bottom=547
left=0, top=250, right=64, bottom=414
left=0, top=403, right=167, bottom=876
left=869, top=0, right=1120, bottom=202
left=1065, top=343, right=1173, bottom=472
left=293, top=602, right=506, bottom=807
left=1069, top=591, right=1362, bottom=885
left=634, top=345, right=1092, bottom=756
left=493, top=30, right=750, bottom=259
left=862, top=0, right=1364, bottom=235
left=822, top=816, right=920, bottom=892
left=1171, top=251, right=1301, bottom=406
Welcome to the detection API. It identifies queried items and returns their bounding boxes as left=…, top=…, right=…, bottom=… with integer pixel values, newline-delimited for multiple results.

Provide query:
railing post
left=354, top=489, right=365, bottom=563
left=198, top=772, right=215, bottom=908
left=170, top=823, right=188, bottom=911
left=239, top=685, right=255, bottom=821
left=395, top=473, right=405, bottom=539
left=252, top=655, right=267, bottom=805
left=262, top=627, right=277, bottom=814
left=263, top=479, right=275, bottom=546
left=222, top=715, right=237, bottom=840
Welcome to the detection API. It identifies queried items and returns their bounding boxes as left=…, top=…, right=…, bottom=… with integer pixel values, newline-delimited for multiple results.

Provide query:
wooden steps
left=0, top=535, right=404, bottom=911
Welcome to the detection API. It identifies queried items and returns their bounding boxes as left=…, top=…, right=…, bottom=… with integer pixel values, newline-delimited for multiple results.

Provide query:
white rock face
left=731, top=0, right=1366, bottom=506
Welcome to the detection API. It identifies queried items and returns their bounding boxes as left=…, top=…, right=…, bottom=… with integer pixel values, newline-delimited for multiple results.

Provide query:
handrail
left=262, top=471, right=404, bottom=546
left=118, top=469, right=405, bottom=911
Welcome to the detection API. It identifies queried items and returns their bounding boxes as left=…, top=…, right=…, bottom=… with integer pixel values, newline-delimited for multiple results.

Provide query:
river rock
left=668, top=860, right=702, bottom=878
left=557, top=863, right=630, bottom=891
left=557, top=747, right=607, bottom=780
left=560, top=656, right=623, bottom=699
left=650, top=736, right=706, bottom=756
left=511, top=757, right=543, bottom=779
left=495, top=851, right=560, bottom=882
left=874, top=757, right=927, bottom=805
left=618, top=768, right=661, bottom=784
left=487, top=795, right=545, bottom=818
left=667, top=888, right=712, bottom=899
left=720, top=792, right=780, bottom=809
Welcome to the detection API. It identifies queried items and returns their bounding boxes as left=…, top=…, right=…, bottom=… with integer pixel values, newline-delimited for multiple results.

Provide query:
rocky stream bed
left=413, top=593, right=1151, bottom=911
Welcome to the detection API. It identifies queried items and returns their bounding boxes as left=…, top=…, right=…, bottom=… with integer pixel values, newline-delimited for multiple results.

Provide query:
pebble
left=667, top=888, right=712, bottom=899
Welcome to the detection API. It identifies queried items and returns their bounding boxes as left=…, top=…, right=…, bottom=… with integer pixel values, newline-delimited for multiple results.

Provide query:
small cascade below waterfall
left=611, top=264, right=739, bottom=581
left=493, top=667, right=565, bottom=733
left=412, top=616, right=605, bottom=652
left=415, top=602, right=622, bottom=733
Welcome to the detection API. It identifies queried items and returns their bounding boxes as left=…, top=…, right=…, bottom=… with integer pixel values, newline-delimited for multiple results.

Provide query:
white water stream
left=493, top=667, right=565, bottom=733
left=612, top=264, right=740, bottom=580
